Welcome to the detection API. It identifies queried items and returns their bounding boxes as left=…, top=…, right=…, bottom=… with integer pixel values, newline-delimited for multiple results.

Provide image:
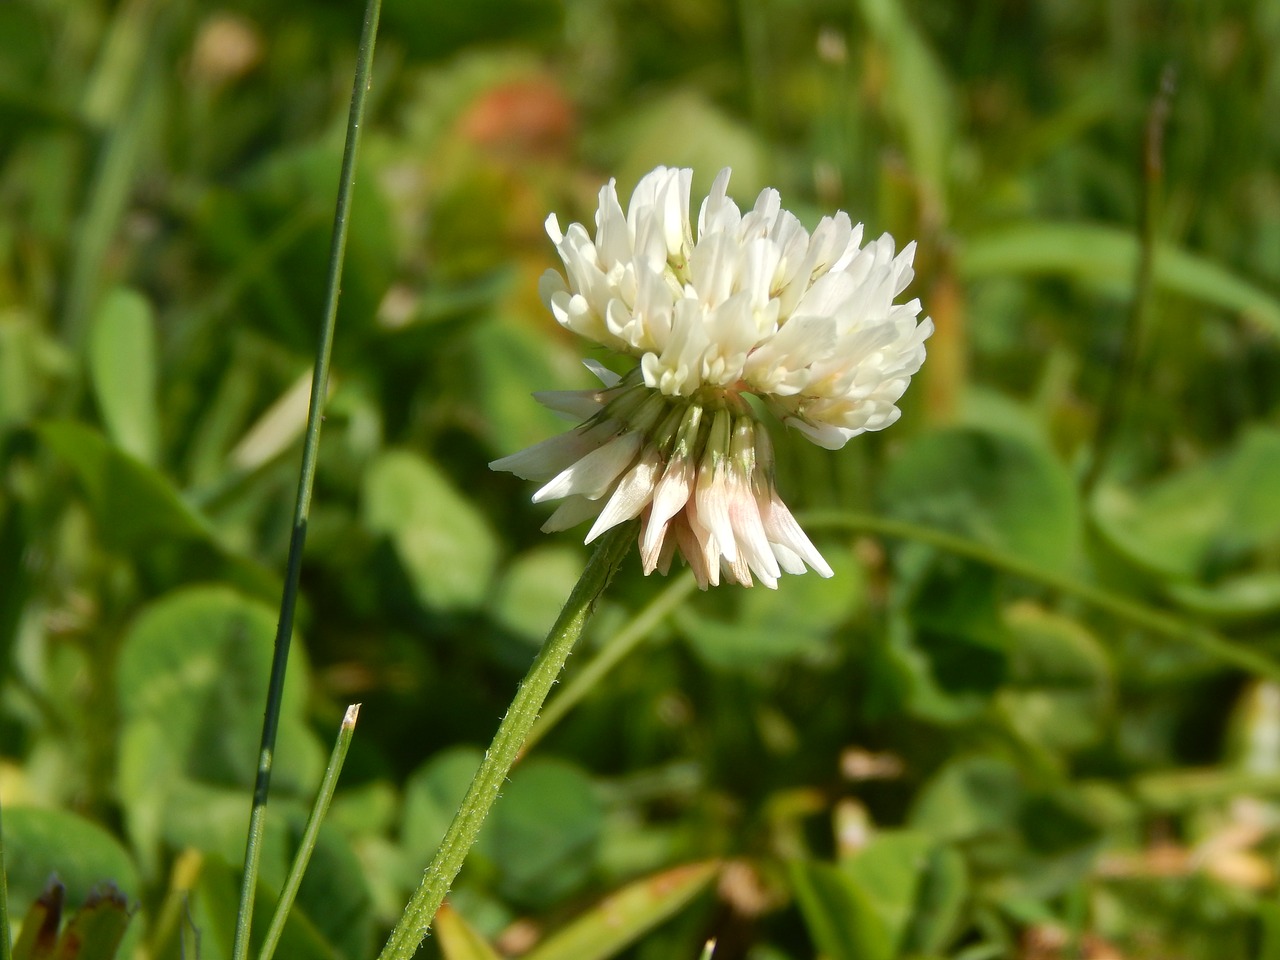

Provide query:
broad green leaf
left=676, top=550, right=861, bottom=671
left=996, top=605, right=1113, bottom=753
left=521, top=861, right=719, bottom=960
left=400, top=747, right=484, bottom=880
left=39, top=420, right=212, bottom=551
left=881, top=426, right=1080, bottom=575
left=491, top=544, right=584, bottom=645
left=115, top=586, right=322, bottom=871
left=485, top=758, right=605, bottom=907
left=401, top=752, right=604, bottom=908
left=908, top=755, right=1023, bottom=842
left=183, top=857, right=337, bottom=960
left=788, top=859, right=892, bottom=960
left=87, top=287, right=158, bottom=465
left=363, top=450, right=499, bottom=611
left=595, top=92, right=768, bottom=203
left=3, top=809, right=139, bottom=958
left=471, top=313, right=580, bottom=457
left=959, top=223, right=1280, bottom=335
left=436, top=904, right=503, bottom=960
left=1093, top=426, right=1280, bottom=617
left=839, top=831, right=934, bottom=956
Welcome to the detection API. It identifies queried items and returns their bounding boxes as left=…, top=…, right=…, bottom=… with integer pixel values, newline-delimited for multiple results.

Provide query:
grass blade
left=230, top=2, right=383, bottom=958
left=257, top=705, right=361, bottom=960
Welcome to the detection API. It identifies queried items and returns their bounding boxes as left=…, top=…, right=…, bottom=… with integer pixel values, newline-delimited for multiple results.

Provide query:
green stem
left=1081, top=65, right=1176, bottom=494
left=523, top=571, right=696, bottom=756
left=377, top=523, right=636, bottom=960
left=230, top=3, right=382, bottom=959
left=258, top=705, right=361, bottom=960
left=805, top=510, right=1280, bottom=682
left=0, top=794, right=10, bottom=960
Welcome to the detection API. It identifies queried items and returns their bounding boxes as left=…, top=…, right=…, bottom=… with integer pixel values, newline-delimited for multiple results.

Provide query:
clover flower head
left=492, top=166, right=933, bottom=588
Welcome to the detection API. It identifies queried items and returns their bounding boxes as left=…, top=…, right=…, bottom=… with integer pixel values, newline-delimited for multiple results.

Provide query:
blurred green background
left=5, top=0, right=1280, bottom=958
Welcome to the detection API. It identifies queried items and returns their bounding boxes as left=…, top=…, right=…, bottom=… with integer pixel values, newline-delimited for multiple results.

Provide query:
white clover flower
left=492, top=166, right=932, bottom=588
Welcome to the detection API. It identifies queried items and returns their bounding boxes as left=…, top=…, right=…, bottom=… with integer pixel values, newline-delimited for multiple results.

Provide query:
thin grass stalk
left=0, top=797, right=10, bottom=960
left=1081, top=65, right=1177, bottom=494
left=377, top=522, right=637, bottom=960
left=257, top=704, right=361, bottom=960
left=59, top=0, right=161, bottom=355
left=522, top=571, right=696, bottom=757
left=230, top=3, right=382, bottom=958
left=804, top=510, right=1280, bottom=681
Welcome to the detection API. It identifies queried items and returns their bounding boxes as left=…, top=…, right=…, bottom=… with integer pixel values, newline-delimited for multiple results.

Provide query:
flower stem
left=230, top=2, right=381, bottom=958
left=376, top=522, right=636, bottom=960
left=522, top=571, right=696, bottom=757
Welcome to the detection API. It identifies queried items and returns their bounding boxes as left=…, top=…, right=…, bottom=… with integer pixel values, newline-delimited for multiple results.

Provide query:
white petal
left=585, top=448, right=662, bottom=542
left=490, top=419, right=618, bottom=480
left=542, top=495, right=603, bottom=532
left=532, top=430, right=643, bottom=502
left=758, top=489, right=833, bottom=577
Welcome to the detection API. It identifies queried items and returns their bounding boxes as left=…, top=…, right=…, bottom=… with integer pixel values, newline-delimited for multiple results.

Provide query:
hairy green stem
left=523, top=571, right=696, bottom=756
left=805, top=510, right=1280, bottom=682
left=377, top=523, right=636, bottom=960
left=231, top=3, right=382, bottom=958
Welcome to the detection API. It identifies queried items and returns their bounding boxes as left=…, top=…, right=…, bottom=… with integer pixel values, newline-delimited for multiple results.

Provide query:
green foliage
left=4, top=0, right=1280, bottom=958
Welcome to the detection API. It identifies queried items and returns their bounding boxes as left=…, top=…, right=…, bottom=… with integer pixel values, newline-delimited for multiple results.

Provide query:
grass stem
left=257, top=705, right=361, bottom=960
left=0, top=796, right=10, bottom=960
left=805, top=510, right=1280, bottom=682
left=230, top=3, right=382, bottom=958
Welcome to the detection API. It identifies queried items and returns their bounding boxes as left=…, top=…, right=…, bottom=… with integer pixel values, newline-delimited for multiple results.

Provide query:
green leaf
left=840, top=832, right=934, bottom=946
left=594, top=92, right=769, bottom=203
left=52, top=885, right=132, bottom=960
left=676, top=550, right=861, bottom=671
left=857, top=0, right=955, bottom=210
left=1092, top=426, right=1280, bottom=618
left=1258, top=901, right=1280, bottom=960
left=87, top=287, right=158, bottom=465
left=400, top=752, right=604, bottom=908
left=491, top=545, right=585, bottom=645
left=521, top=862, right=719, bottom=960
left=908, top=755, right=1023, bottom=842
left=435, top=904, right=503, bottom=960
left=38, top=420, right=211, bottom=551
left=485, top=758, right=605, bottom=907
left=902, top=845, right=968, bottom=955
left=115, top=586, right=322, bottom=871
left=471, top=313, right=580, bottom=458
left=362, top=450, right=499, bottom=611
left=400, top=747, right=483, bottom=880
left=3, top=809, right=139, bottom=958
left=881, top=426, right=1080, bottom=575
left=788, top=859, right=892, bottom=960
left=959, top=223, right=1280, bottom=335
left=996, top=605, right=1113, bottom=753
